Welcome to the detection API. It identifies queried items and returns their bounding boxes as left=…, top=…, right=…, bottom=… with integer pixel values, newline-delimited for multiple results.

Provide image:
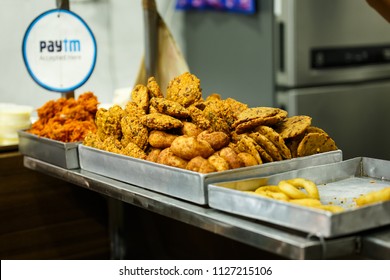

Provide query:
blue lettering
left=39, top=39, right=81, bottom=53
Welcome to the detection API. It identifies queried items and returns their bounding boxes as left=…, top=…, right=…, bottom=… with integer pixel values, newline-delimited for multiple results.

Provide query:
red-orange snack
left=28, top=92, right=99, bottom=142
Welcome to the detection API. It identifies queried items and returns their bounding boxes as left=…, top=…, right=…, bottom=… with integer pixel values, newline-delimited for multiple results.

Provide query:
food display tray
left=18, top=130, right=80, bottom=169
left=208, top=157, right=390, bottom=238
left=79, top=144, right=342, bottom=205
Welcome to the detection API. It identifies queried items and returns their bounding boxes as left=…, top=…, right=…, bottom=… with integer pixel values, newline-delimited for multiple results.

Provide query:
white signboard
left=22, top=9, right=97, bottom=92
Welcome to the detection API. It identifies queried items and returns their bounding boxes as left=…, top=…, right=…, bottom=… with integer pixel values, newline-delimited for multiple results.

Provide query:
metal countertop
left=23, top=156, right=389, bottom=260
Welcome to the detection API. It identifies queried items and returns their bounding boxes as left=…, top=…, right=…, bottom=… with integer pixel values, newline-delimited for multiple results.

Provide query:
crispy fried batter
left=186, top=156, right=208, bottom=173
left=274, top=115, right=312, bottom=139
left=166, top=72, right=202, bottom=108
left=141, top=113, right=183, bottom=130
left=96, top=105, right=125, bottom=140
left=208, top=154, right=230, bottom=172
left=122, top=141, right=147, bottom=159
left=120, top=115, right=149, bottom=150
left=237, top=152, right=258, bottom=167
left=218, top=147, right=245, bottom=169
left=150, top=97, right=190, bottom=119
left=147, top=76, right=164, bottom=98
left=146, top=148, right=162, bottom=162
left=131, top=84, right=150, bottom=113
left=29, top=92, right=98, bottom=142
left=187, top=105, right=211, bottom=130
left=297, top=132, right=337, bottom=157
left=181, top=121, right=203, bottom=137
left=254, top=125, right=291, bottom=159
left=235, top=134, right=262, bottom=164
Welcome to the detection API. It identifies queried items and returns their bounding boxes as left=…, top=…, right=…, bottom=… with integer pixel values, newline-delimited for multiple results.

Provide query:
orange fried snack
left=28, top=92, right=98, bottom=142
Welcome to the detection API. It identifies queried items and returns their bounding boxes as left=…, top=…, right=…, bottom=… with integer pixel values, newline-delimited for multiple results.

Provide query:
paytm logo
left=40, top=39, right=81, bottom=52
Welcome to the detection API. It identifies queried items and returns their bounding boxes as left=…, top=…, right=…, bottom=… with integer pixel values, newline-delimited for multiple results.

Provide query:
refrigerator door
left=277, top=80, right=390, bottom=160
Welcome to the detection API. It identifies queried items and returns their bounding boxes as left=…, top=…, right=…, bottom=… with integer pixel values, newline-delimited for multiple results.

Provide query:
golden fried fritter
left=120, top=115, right=149, bottom=150
left=187, top=105, right=211, bottom=130
left=148, top=130, right=178, bottom=149
left=218, top=147, right=244, bottom=169
left=147, top=76, right=164, bottom=98
left=181, top=121, right=203, bottom=137
left=150, top=97, right=190, bottom=119
left=197, top=131, right=230, bottom=151
left=157, top=148, right=188, bottom=169
left=235, top=134, right=262, bottom=164
left=146, top=148, right=162, bottom=162
left=131, top=84, right=149, bottom=113
left=186, top=156, right=208, bottom=172
left=122, top=141, right=147, bottom=159
left=170, top=135, right=214, bottom=160
left=237, top=152, right=258, bottom=167
left=166, top=72, right=202, bottom=107
left=95, top=105, right=125, bottom=140
left=141, top=113, right=183, bottom=130
left=124, top=101, right=146, bottom=118
left=208, top=154, right=230, bottom=172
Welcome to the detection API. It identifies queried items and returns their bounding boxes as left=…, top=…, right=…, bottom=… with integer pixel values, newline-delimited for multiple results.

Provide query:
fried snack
left=355, top=187, right=390, bottom=207
left=186, top=156, right=208, bottom=172
left=131, top=84, right=149, bottom=113
left=235, top=134, right=262, bottom=164
left=237, top=152, right=258, bottom=167
left=166, top=72, right=202, bottom=107
left=254, top=125, right=292, bottom=159
left=297, top=132, right=338, bottom=157
left=200, top=97, right=231, bottom=134
left=254, top=185, right=290, bottom=201
left=289, top=198, right=322, bottom=207
left=147, top=76, right=164, bottom=98
left=286, top=178, right=319, bottom=199
left=122, top=141, right=147, bottom=159
left=249, top=132, right=282, bottom=161
left=208, top=154, right=230, bottom=172
left=187, top=105, right=211, bottom=130
left=150, top=97, right=190, bottom=119
left=218, top=147, right=244, bottom=169
left=278, top=180, right=310, bottom=199
left=83, top=131, right=103, bottom=149
left=157, top=148, right=188, bottom=169
left=29, top=92, right=98, bottom=142
left=100, top=136, right=123, bottom=154
left=181, top=121, right=203, bottom=137
left=197, top=131, right=230, bottom=151
left=95, top=105, right=125, bottom=140
left=314, top=205, right=345, bottom=213
left=141, top=113, right=183, bottom=130
left=223, top=97, right=249, bottom=126
left=170, top=135, right=214, bottom=160
left=146, top=148, right=161, bottom=162
left=233, top=107, right=288, bottom=134
left=254, top=143, right=273, bottom=163
left=274, top=115, right=312, bottom=139
left=120, top=115, right=149, bottom=150
left=148, top=130, right=178, bottom=149
left=124, top=101, right=146, bottom=118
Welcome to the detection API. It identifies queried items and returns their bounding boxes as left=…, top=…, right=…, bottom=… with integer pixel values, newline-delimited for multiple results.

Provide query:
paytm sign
left=22, top=9, right=97, bottom=92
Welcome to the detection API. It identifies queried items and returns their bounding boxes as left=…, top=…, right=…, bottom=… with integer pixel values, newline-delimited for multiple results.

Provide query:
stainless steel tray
left=79, top=144, right=342, bottom=205
left=18, top=130, right=80, bottom=169
left=208, top=157, right=390, bottom=238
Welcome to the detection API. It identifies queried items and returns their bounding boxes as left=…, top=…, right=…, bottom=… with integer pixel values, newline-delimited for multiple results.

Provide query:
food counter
left=22, top=155, right=390, bottom=260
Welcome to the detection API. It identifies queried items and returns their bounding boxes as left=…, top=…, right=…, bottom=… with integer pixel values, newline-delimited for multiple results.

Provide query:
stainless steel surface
left=143, top=0, right=158, bottom=78
left=79, top=144, right=342, bottom=205
left=361, top=226, right=390, bottom=259
left=23, top=155, right=367, bottom=259
left=18, top=130, right=80, bottom=169
left=275, top=0, right=390, bottom=87
left=209, top=157, right=390, bottom=238
left=277, top=80, right=390, bottom=160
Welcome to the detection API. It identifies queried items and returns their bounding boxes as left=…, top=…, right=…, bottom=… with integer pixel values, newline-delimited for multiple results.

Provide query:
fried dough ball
left=101, top=136, right=123, bottom=154
left=157, top=148, right=188, bottom=169
left=146, top=148, right=162, bottom=162
left=166, top=72, right=202, bottom=108
left=186, top=156, right=217, bottom=173
left=150, top=97, right=190, bottom=119
left=208, top=154, right=230, bottom=172
left=197, top=131, right=230, bottom=151
left=83, top=131, right=103, bottom=149
left=120, top=115, right=149, bottom=150
left=147, top=76, right=164, bottom=98
left=170, top=135, right=214, bottom=160
left=148, top=130, right=178, bottom=149
left=141, top=113, right=183, bottom=130
left=237, top=152, right=258, bottom=167
left=181, top=121, right=203, bottom=137
left=131, top=84, right=149, bottom=113
left=218, top=147, right=245, bottom=169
